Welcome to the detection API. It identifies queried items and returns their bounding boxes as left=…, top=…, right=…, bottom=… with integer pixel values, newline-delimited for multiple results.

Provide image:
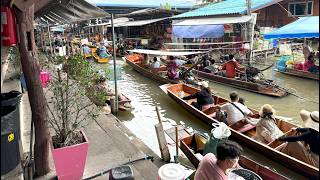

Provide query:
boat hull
left=180, top=134, right=288, bottom=180
left=275, top=68, right=319, bottom=81
left=192, top=69, right=288, bottom=97
left=125, top=57, right=179, bottom=84
left=166, top=84, right=319, bottom=178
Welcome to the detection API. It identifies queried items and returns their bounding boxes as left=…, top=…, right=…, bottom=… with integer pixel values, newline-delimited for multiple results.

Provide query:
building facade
left=255, top=0, right=319, bottom=27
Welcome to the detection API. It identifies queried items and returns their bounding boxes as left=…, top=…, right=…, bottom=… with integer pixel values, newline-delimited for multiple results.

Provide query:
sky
left=85, top=0, right=201, bottom=8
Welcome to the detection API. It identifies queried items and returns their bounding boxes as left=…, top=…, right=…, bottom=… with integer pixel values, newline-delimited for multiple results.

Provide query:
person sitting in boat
left=244, top=104, right=284, bottom=144
left=220, top=55, right=245, bottom=78
left=303, top=55, right=318, bottom=73
left=166, top=56, right=186, bottom=79
left=199, top=55, right=211, bottom=71
left=238, top=97, right=245, bottom=105
left=182, top=81, right=215, bottom=111
left=89, top=76, right=131, bottom=114
left=81, top=44, right=91, bottom=58
left=97, top=43, right=111, bottom=59
left=221, top=91, right=253, bottom=129
left=195, top=140, right=242, bottom=180
left=277, top=110, right=319, bottom=167
left=150, top=57, right=161, bottom=69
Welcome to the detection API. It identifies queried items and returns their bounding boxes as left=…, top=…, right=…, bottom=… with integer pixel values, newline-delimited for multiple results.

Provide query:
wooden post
left=155, top=106, right=171, bottom=162
left=15, top=5, right=50, bottom=176
left=175, top=126, right=179, bottom=163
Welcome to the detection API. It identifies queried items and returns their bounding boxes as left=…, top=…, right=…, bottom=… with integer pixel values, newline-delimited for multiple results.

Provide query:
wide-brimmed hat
left=197, top=81, right=209, bottom=88
left=259, top=104, right=276, bottom=117
left=300, top=110, right=319, bottom=131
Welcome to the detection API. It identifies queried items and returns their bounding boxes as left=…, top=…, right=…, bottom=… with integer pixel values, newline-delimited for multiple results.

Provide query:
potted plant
left=45, top=65, right=98, bottom=180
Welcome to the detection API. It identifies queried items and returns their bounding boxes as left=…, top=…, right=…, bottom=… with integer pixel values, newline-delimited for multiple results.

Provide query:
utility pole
left=111, top=14, right=118, bottom=114
left=246, top=0, right=253, bottom=63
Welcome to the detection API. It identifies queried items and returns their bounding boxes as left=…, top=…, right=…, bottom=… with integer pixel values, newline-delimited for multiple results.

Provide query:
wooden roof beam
left=14, top=0, right=54, bottom=13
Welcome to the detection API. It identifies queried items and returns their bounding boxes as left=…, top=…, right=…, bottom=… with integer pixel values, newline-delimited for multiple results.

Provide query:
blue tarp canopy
left=173, top=25, right=224, bottom=38
left=264, top=16, right=319, bottom=39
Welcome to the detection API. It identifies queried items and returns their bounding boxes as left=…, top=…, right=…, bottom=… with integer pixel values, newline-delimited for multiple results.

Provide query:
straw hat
left=197, top=81, right=209, bottom=88
left=300, top=110, right=319, bottom=131
left=259, top=104, right=276, bottom=117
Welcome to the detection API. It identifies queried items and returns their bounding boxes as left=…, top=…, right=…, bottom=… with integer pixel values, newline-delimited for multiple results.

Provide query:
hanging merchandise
left=224, top=24, right=233, bottom=33
left=1, top=6, right=17, bottom=46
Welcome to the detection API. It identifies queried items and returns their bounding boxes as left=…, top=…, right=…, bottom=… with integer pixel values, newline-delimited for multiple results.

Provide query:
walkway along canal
left=93, top=58, right=319, bottom=179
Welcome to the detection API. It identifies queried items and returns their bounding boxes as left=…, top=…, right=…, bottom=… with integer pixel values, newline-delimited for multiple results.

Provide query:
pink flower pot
left=51, top=130, right=89, bottom=180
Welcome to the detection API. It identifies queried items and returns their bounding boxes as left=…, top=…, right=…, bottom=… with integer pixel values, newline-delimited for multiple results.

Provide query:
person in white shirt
left=221, top=91, right=252, bottom=127
left=150, top=57, right=161, bottom=69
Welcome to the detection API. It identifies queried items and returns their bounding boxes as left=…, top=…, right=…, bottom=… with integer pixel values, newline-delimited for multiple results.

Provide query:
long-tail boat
left=163, top=83, right=319, bottom=178
left=91, top=47, right=110, bottom=63
left=275, top=68, right=319, bottom=81
left=192, top=69, right=288, bottom=97
left=180, top=133, right=288, bottom=180
left=124, top=49, right=206, bottom=84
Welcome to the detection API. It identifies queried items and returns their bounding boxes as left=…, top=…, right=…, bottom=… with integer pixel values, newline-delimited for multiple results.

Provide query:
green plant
left=7, top=46, right=21, bottom=74
left=46, top=69, right=99, bottom=148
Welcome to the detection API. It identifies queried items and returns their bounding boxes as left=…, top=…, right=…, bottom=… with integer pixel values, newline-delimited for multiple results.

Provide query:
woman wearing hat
left=182, top=81, right=215, bottom=111
left=245, top=104, right=284, bottom=144
left=277, top=110, right=319, bottom=167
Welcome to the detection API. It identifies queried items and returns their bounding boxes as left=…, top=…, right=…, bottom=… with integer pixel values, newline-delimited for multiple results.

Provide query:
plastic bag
left=203, top=122, right=231, bottom=155
left=212, top=122, right=231, bottom=139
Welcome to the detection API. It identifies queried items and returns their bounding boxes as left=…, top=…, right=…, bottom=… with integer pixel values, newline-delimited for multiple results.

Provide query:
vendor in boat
left=277, top=110, right=319, bottom=167
left=195, top=140, right=242, bottom=180
left=182, top=81, right=215, bottom=111
left=220, top=55, right=245, bottom=78
left=97, top=43, right=111, bottom=59
left=221, top=91, right=253, bottom=128
left=303, top=55, right=318, bottom=73
left=244, top=104, right=284, bottom=144
left=166, top=56, right=186, bottom=79
left=150, top=57, right=161, bottom=69
left=81, top=44, right=91, bottom=58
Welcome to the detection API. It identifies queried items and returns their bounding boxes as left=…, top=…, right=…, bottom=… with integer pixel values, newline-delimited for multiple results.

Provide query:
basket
left=231, top=169, right=262, bottom=180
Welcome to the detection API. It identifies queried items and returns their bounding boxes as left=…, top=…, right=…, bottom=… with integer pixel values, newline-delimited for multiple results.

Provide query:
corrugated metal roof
left=86, top=0, right=197, bottom=9
left=173, top=0, right=282, bottom=19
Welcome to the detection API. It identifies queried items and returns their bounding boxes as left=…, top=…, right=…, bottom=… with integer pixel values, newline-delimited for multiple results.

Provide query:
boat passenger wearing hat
left=182, top=81, right=215, bottom=111
left=277, top=110, right=319, bottom=167
left=195, top=140, right=242, bottom=180
left=245, top=104, right=284, bottom=144
left=97, top=42, right=110, bottom=58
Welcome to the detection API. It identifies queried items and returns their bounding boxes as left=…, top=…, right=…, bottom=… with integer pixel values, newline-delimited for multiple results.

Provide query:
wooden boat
left=275, top=68, right=319, bottom=81
left=124, top=49, right=207, bottom=84
left=192, top=69, right=288, bottom=97
left=118, top=93, right=132, bottom=111
left=180, top=134, right=288, bottom=180
left=91, top=47, right=110, bottom=63
left=124, top=54, right=180, bottom=84
left=164, top=83, right=319, bottom=178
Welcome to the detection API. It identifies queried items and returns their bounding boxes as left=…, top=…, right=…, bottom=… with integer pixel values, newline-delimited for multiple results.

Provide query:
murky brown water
left=95, top=58, right=319, bottom=179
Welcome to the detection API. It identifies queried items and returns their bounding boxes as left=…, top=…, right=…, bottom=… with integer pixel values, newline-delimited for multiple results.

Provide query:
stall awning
left=35, top=0, right=109, bottom=25
left=173, top=25, right=224, bottom=38
left=111, top=18, right=168, bottom=27
left=264, top=16, right=319, bottom=39
left=173, top=15, right=253, bottom=26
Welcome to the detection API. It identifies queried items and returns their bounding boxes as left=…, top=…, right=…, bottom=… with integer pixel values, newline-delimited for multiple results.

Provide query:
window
left=288, top=1, right=313, bottom=16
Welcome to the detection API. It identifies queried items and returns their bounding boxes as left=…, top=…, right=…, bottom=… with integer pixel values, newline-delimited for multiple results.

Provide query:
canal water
left=94, top=58, right=318, bottom=179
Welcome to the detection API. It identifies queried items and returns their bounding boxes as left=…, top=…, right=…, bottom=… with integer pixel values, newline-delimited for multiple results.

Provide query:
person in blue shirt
left=81, top=44, right=91, bottom=57
left=97, top=43, right=111, bottom=58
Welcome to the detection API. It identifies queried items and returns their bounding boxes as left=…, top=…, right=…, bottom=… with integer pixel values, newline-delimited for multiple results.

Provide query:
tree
left=15, top=5, right=50, bottom=175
